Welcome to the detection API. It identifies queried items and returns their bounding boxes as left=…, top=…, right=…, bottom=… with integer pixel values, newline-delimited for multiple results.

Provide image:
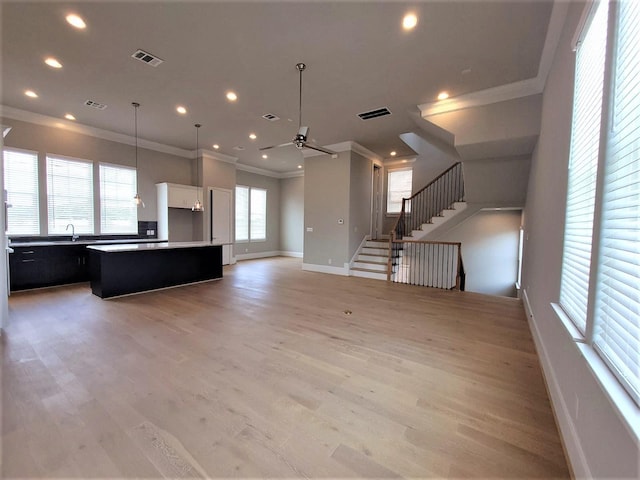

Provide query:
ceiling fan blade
left=259, top=142, right=293, bottom=151
left=301, top=142, right=336, bottom=156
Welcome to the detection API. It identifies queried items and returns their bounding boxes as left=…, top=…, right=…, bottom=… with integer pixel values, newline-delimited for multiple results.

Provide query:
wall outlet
left=328, top=258, right=332, bottom=265
left=245, top=248, right=249, bottom=253
left=146, top=229, right=155, bottom=236
left=306, top=227, right=313, bottom=232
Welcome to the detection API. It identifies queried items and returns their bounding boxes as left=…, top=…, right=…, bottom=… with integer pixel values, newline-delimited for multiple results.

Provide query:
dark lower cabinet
left=9, top=245, right=89, bottom=291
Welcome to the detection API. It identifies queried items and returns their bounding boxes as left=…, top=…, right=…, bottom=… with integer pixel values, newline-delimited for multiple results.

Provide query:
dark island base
left=89, top=245, right=222, bottom=298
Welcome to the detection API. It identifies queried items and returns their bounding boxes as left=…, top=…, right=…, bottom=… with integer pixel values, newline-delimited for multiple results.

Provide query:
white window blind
left=47, top=155, right=94, bottom=234
left=387, top=168, right=412, bottom=214
left=559, top=0, right=609, bottom=333
left=593, top=0, right=640, bottom=404
left=250, top=188, right=266, bottom=241
left=3, top=148, right=40, bottom=235
left=99, top=164, right=137, bottom=234
left=235, top=186, right=249, bottom=241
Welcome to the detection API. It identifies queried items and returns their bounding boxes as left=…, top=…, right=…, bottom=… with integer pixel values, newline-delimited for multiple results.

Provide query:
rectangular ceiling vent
left=358, top=107, right=391, bottom=120
left=262, top=113, right=280, bottom=122
left=131, top=49, right=163, bottom=67
left=84, top=99, right=107, bottom=110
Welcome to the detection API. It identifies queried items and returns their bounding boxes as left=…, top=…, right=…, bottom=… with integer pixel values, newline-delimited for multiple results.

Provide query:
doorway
left=371, top=164, right=383, bottom=239
left=209, top=187, right=233, bottom=265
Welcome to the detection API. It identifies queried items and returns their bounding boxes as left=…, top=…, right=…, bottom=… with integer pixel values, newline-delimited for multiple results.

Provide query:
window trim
left=386, top=166, right=413, bottom=216
left=235, top=184, right=267, bottom=243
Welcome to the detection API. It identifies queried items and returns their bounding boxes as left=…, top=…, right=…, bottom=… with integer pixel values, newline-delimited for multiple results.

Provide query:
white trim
left=235, top=162, right=282, bottom=178
left=418, top=1, right=569, bottom=118
left=279, top=251, right=303, bottom=258
left=522, top=289, right=591, bottom=479
left=201, top=149, right=237, bottom=165
left=301, top=263, right=349, bottom=276
left=383, top=157, right=417, bottom=167
left=349, top=235, right=371, bottom=269
left=235, top=250, right=280, bottom=261
left=1, top=105, right=193, bottom=158
left=280, top=170, right=304, bottom=179
left=571, top=0, right=599, bottom=51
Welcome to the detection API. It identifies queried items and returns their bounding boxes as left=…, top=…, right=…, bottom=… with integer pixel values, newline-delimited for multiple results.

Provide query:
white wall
left=522, top=2, right=639, bottom=478
left=280, top=175, right=304, bottom=255
left=434, top=210, right=521, bottom=297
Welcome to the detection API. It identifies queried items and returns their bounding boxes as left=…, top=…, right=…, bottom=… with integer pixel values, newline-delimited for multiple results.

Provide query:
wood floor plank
left=2, top=257, right=570, bottom=478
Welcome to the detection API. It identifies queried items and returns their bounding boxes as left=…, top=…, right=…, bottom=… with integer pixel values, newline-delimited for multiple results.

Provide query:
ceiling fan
left=260, top=62, right=336, bottom=156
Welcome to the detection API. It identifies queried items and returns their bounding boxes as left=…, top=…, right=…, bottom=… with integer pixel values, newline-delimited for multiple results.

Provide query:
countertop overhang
left=87, top=241, right=228, bottom=253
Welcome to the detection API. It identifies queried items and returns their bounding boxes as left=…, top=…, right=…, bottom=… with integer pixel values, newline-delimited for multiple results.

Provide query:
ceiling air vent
left=131, top=49, right=163, bottom=67
left=262, top=113, right=280, bottom=122
left=84, top=99, right=107, bottom=110
left=358, top=107, right=391, bottom=120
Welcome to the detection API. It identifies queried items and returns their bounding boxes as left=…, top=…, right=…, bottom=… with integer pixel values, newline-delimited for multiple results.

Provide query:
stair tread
left=351, top=267, right=387, bottom=273
left=355, top=260, right=387, bottom=265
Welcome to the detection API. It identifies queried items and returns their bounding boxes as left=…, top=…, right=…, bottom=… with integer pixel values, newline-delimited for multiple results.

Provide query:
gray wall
left=235, top=169, right=280, bottom=256
left=462, top=155, right=531, bottom=207
left=280, top=175, right=304, bottom=254
left=434, top=210, right=521, bottom=297
left=522, top=2, right=638, bottom=478
left=348, top=152, right=373, bottom=259
left=198, top=154, right=236, bottom=242
left=1, top=118, right=192, bottom=226
left=303, top=151, right=351, bottom=268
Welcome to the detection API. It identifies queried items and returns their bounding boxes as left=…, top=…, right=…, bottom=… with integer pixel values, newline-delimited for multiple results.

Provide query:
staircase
left=351, top=240, right=389, bottom=280
left=403, top=201, right=467, bottom=240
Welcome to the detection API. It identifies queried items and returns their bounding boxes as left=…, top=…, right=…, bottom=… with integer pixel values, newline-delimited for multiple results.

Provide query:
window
left=559, top=0, right=639, bottom=405
left=47, top=155, right=94, bottom=234
left=235, top=185, right=266, bottom=242
left=3, top=148, right=40, bottom=235
left=386, top=168, right=412, bottom=214
left=99, top=164, right=137, bottom=234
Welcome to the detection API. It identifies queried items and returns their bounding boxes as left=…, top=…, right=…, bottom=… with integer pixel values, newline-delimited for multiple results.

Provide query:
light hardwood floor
left=2, top=257, right=569, bottom=478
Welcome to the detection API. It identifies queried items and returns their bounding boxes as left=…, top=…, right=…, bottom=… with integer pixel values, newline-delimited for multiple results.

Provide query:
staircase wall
left=431, top=209, right=522, bottom=297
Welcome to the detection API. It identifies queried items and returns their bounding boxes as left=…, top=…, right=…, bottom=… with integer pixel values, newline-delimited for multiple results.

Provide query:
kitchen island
left=87, top=241, right=223, bottom=298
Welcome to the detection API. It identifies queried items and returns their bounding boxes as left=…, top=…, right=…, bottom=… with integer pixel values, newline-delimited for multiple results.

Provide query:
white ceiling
left=1, top=1, right=553, bottom=173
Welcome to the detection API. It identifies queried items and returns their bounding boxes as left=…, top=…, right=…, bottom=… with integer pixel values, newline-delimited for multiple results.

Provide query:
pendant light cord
left=132, top=102, right=140, bottom=190
left=195, top=123, right=201, bottom=203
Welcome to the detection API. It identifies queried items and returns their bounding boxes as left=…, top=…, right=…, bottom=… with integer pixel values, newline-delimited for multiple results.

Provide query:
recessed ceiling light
left=66, top=13, right=86, bottom=29
left=176, top=106, right=187, bottom=114
left=297, top=165, right=302, bottom=169
left=25, top=90, right=38, bottom=98
left=262, top=154, right=268, bottom=159
left=402, top=13, right=418, bottom=31
left=390, top=151, right=397, bottom=157
left=249, top=133, right=257, bottom=140
left=64, top=113, right=76, bottom=121
left=45, top=57, right=62, bottom=69
left=437, top=91, right=449, bottom=101
left=226, top=91, right=238, bottom=102
left=213, top=144, right=220, bottom=149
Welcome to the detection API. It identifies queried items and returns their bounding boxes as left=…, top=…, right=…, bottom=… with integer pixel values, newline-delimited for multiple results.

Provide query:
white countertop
left=86, top=241, right=227, bottom=253
left=10, top=239, right=163, bottom=247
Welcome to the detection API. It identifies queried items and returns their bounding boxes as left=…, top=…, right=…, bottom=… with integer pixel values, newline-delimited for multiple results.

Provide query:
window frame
left=3, top=147, right=41, bottom=236
left=46, top=153, right=95, bottom=235
left=556, top=0, right=640, bottom=415
left=235, top=185, right=267, bottom=243
left=386, top=167, right=413, bottom=216
left=99, top=162, right=138, bottom=235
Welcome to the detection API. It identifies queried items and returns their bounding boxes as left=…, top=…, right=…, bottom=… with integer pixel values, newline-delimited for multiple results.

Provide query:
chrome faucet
left=66, top=223, right=79, bottom=242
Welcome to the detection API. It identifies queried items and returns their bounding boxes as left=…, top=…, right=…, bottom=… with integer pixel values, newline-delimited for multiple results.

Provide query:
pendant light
left=132, top=102, right=144, bottom=208
left=192, top=123, right=204, bottom=212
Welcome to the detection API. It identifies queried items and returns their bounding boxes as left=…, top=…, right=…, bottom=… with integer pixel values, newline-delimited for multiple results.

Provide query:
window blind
left=387, top=168, right=413, bottom=214
left=99, top=164, right=137, bottom=234
left=47, top=155, right=94, bottom=234
left=593, top=0, right=640, bottom=404
left=559, top=0, right=609, bottom=334
left=3, top=148, right=40, bottom=235
left=250, top=188, right=266, bottom=241
left=235, top=186, right=249, bottom=241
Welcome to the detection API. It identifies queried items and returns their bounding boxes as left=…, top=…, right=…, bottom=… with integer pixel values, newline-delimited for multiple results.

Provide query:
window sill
left=551, top=303, right=640, bottom=442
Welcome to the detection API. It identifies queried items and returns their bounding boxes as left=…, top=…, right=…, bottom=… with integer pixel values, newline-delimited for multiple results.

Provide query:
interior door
left=209, top=188, right=232, bottom=265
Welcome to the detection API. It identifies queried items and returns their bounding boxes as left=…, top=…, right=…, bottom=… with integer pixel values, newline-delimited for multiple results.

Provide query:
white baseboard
left=302, top=263, right=349, bottom=276
left=279, top=251, right=303, bottom=258
left=235, top=251, right=280, bottom=261
left=522, top=289, right=591, bottom=479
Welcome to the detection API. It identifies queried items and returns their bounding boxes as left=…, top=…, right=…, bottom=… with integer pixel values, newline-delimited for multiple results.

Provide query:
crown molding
left=324, top=140, right=384, bottom=162
left=280, top=170, right=305, bottom=178
left=383, top=157, right=417, bottom=167
left=418, top=0, right=569, bottom=118
left=0, top=105, right=193, bottom=158
left=236, top=162, right=284, bottom=178
left=200, top=149, right=237, bottom=165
